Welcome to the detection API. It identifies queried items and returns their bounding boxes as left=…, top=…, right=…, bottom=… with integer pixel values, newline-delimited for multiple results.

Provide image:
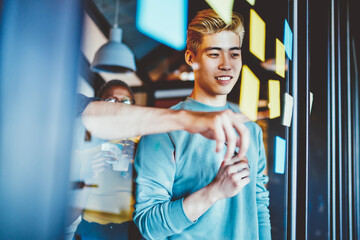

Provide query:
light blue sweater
left=133, top=97, right=271, bottom=240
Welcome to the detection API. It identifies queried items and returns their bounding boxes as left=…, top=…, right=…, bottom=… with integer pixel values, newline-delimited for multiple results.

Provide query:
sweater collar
left=184, top=97, right=230, bottom=111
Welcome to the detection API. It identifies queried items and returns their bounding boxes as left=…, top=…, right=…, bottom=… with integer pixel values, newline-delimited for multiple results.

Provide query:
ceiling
left=92, top=0, right=160, bottom=60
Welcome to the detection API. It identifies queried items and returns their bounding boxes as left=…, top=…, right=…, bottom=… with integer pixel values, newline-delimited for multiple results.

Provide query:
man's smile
left=215, top=75, right=233, bottom=84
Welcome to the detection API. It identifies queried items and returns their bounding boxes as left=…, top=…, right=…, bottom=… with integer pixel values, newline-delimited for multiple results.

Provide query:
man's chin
left=217, top=87, right=233, bottom=95
left=214, top=90, right=232, bottom=96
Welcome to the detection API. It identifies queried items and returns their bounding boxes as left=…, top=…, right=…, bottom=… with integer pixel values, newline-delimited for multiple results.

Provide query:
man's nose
left=219, top=55, right=231, bottom=71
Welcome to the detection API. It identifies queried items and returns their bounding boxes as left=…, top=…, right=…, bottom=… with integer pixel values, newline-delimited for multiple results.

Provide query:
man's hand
left=208, top=156, right=250, bottom=202
left=182, top=155, right=250, bottom=221
left=89, top=150, right=113, bottom=178
left=183, top=109, right=250, bottom=162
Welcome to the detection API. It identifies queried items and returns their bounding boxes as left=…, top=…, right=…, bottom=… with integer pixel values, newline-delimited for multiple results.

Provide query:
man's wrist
left=183, top=184, right=220, bottom=222
left=204, top=184, right=221, bottom=205
left=177, top=109, right=192, bottom=132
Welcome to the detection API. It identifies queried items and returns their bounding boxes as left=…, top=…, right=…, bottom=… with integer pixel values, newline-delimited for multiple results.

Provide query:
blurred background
left=0, top=0, right=359, bottom=239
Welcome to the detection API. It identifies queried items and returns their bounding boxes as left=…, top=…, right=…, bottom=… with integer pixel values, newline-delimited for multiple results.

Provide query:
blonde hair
left=186, top=9, right=245, bottom=54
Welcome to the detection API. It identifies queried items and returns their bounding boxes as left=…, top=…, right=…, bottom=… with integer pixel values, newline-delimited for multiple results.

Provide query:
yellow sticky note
left=268, top=80, right=281, bottom=119
left=239, top=65, right=260, bottom=121
left=249, top=9, right=266, bottom=62
left=205, top=0, right=234, bottom=25
left=276, top=38, right=286, bottom=78
left=247, top=0, right=256, bottom=6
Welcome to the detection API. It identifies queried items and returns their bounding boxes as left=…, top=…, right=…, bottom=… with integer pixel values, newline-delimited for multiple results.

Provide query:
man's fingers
left=233, top=168, right=250, bottom=181
left=213, top=116, right=225, bottom=153
left=91, top=150, right=113, bottom=160
left=90, top=151, right=103, bottom=159
left=91, top=155, right=115, bottom=164
left=222, top=111, right=250, bottom=159
left=92, top=161, right=107, bottom=169
left=201, top=111, right=250, bottom=158
left=235, top=113, right=251, bottom=123
left=226, top=161, right=250, bottom=174
left=221, top=114, right=237, bottom=162
left=236, top=175, right=251, bottom=187
left=232, top=121, right=250, bottom=158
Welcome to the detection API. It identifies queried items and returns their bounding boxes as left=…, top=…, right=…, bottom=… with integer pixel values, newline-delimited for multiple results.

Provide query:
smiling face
left=186, top=30, right=242, bottom=105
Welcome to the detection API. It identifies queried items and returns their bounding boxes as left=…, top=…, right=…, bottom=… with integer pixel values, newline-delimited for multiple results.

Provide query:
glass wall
left=1, top=0, right=359, bottom=238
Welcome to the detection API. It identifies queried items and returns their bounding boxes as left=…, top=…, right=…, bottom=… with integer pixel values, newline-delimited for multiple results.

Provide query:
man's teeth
left=216, top=76, right=231, bottom=81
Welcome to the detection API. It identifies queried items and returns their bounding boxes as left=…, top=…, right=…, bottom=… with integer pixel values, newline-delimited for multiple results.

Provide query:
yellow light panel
left=268, top=80, right=281, bottom=119
left=275, top=38, right=286, bottom=78
left=247, top=0, right=256, bottom=6
left=205, top=0, right=234, bottom=24
left=239, top=65, right=260, bottom=121
left=249, top=9, right=266, bottom=62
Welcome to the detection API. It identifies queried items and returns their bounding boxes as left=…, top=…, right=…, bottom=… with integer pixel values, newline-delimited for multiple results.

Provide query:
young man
left=133, top=9, right=271, bottom=240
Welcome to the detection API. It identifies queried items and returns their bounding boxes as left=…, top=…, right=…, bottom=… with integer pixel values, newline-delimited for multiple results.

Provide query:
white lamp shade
left=90, top=27, right=136, bottom=73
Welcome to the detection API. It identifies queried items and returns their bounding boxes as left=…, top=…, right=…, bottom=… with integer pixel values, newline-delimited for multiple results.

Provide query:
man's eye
left=231, top=53, right=240, bottom=58
left=208, top=53, right=219, bottom=57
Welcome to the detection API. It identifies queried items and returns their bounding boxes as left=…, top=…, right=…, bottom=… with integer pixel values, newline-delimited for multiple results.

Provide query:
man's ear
left=185, top=50, right=195, bottom=66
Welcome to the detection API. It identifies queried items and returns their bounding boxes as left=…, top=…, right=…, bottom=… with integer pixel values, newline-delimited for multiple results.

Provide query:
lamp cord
left=114, top=0, right=119, bottom=28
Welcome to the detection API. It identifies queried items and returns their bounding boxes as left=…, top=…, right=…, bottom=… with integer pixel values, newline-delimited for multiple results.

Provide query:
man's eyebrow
left=204, top=47, right=222, bottom=51
left=204, top=47, right=241, bottom=51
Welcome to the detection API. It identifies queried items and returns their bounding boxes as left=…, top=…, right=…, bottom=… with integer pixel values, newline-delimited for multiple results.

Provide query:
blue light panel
left=136, top=0, right=188, bottom=51
left=283, top=19, right=293, bottom=60
left=274, top=136, right=286, bottom=174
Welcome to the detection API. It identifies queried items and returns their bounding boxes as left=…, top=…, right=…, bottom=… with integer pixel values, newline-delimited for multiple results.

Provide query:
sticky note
left=310, top=92, right=313, bottom=114
left=284, top=19, right=293, bottom=60
left=239, top=65, right=260, bottom=121
left=249, top=9, right=266, bottom=62
left=276, top=38, right=286, bottom=78
left=136, top=0, right=187, bottom=50
left=282, top=92, right=293, bottom=127
left=268, top=80, right=281, bottom=119
left=274, top=136, right=286, bottom=174
left=246, top=0, right=256, bottom=6
left=205, top=0, right=234, bottom=25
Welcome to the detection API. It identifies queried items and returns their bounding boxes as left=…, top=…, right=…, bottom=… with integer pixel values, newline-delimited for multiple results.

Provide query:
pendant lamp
left=90, top=0, right=136, bottom=73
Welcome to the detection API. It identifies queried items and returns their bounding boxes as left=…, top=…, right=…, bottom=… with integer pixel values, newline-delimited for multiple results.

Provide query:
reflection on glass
left=274, top=136, right=286, bottom=174
left=205, top=0, right=235, bottom=24
left=136, top=0, right=187, bottom=50
left=282, top=93, right=294, bottom=127
left=283, top=19, right=293, bottom=60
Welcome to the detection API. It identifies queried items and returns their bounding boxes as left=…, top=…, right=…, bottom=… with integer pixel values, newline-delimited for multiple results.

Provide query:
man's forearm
left=82, top=102, right=190, bottom=139
left=182, top=185, right=219, bottom=222
left=82, top=101, right=250, bottom=161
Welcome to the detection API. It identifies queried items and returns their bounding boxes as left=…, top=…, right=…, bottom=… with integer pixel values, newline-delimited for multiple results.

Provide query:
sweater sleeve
left=76, top=93, right=100, bottom=117
left=133, top=133, right=194, bottom=240
left=256, top=127, right=272, bottom=240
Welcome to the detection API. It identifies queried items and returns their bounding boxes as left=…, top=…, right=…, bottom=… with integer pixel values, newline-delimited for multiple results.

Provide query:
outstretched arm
left=82, top=102, right=250, bottom=161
